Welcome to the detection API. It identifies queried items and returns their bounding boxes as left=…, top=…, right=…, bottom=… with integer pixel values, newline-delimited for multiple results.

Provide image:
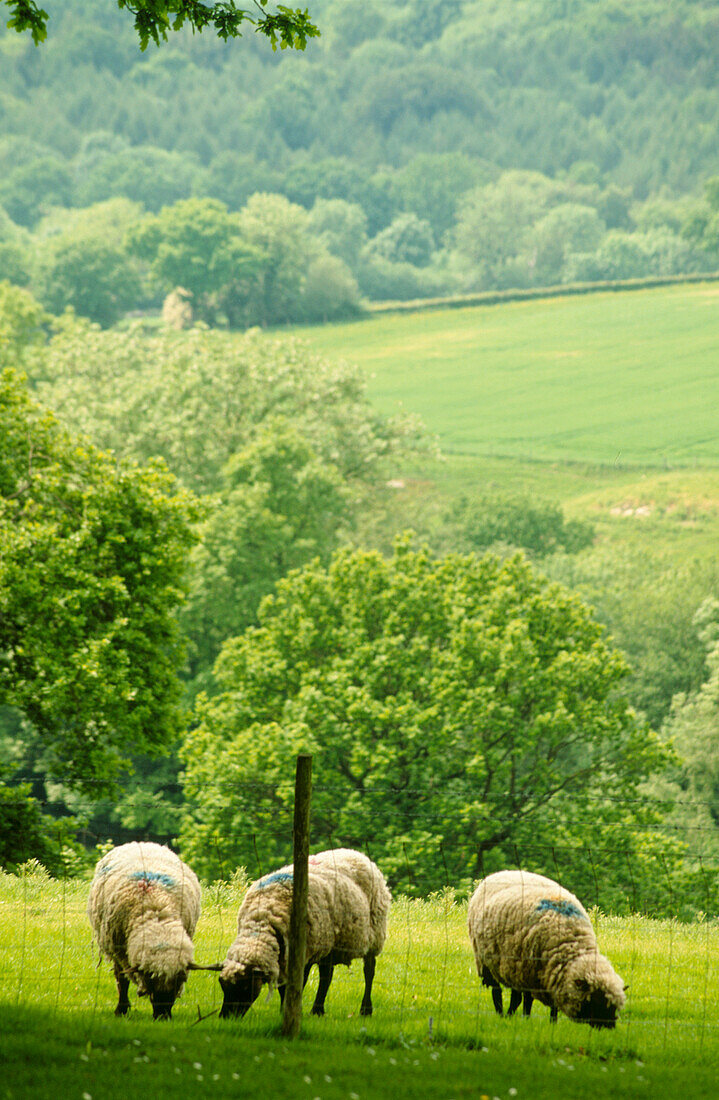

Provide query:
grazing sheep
left=218, top=848, right=391, bottom=1019
left=88, top=841, right=202, bottom=1019
left=468, top=869, right=626, bottom=1028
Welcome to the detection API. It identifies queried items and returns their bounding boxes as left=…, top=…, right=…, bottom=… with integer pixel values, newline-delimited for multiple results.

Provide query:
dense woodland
left=1, top=0, right=718, bottom=908
left=2, top=0, right=719, bottom=322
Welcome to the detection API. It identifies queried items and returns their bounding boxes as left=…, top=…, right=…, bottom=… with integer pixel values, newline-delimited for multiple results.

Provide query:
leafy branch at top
left=4, top=1, right=320, bottom=50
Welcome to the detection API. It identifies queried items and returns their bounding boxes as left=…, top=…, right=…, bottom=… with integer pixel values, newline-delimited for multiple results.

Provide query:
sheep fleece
left=468, top=870, right=626, bottom=1020
left=222, top=848, right=391, bottom=985
left=87, top=841, right=201, bottom=982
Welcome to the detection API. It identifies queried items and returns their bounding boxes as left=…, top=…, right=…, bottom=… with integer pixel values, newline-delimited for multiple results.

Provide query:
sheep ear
left=188, top=962, right=224, bottom=971
left=623, top=984, right=629, bottom=992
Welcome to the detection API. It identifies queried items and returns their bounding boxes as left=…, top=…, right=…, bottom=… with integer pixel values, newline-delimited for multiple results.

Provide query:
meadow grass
left=297, top=283, right=719, bottom=468
left=294, top=284, right=719, bottom=586
left=2, top=873, right=717, bottom=1098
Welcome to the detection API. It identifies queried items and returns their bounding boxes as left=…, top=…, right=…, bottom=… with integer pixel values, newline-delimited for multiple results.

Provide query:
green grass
left=298, top=283, right=719, bottom=468
left=2, top=873, right=718, bottom=1098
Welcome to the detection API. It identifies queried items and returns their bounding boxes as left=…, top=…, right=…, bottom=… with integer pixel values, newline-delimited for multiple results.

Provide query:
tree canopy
left=5, top=1, right=319, bottom=50
left=180, top=539, right=675, bottom=902
left=0, top=368, right=199, bottom=795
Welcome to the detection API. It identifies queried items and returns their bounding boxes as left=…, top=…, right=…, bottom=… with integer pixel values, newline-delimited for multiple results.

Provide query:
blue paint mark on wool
left=130, top=870, right=176, bottom=888
left=255, top=871, right=294, bottom=889
left=537, top=898, right=587, bottom=920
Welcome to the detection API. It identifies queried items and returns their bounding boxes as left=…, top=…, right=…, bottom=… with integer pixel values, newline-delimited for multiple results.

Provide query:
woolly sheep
left=87, top=841, right=203, bottom=1019
left=218, top=847, right=391, bottom=1019
left=468, top=869, right=626, bottom=1028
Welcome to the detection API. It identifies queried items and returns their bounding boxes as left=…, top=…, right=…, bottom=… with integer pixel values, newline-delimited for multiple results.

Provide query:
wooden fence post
left=281, top=753, right=312, bottom=1038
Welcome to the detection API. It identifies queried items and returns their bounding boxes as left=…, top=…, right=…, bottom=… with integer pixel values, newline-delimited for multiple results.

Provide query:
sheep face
left=557, top=957, right=626, bottom=1028
left=136, top=970, right=187, bottom=1020
left=218, top=969, right=265, bottom=1019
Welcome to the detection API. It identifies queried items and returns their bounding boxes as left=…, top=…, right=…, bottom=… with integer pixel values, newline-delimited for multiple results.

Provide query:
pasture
left=2, top=871, right=717, bottom=1098
left=297, top=282, right=719, bottom=577
left=300, top=284, right=719, bottom=468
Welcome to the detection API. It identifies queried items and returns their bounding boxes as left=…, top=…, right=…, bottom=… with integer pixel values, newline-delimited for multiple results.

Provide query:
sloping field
left=299, top=283, right=719, bottom=467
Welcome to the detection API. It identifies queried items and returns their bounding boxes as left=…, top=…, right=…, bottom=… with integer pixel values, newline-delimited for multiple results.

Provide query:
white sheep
left=87, top=841, right=203, bottom=1019
left=468, top=869, right=626, bottom=1028
left=218, top=847, right=391, bottom=1019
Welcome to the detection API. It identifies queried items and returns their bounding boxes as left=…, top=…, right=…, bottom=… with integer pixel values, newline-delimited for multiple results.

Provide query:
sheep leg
left=311, top=959, right=334, bottom=1016
left=114, top=966, right=131, bottom=1016
left=507, top=988, right=522, bottom=1016
left=550, top=1005, right=558, bottom=1023
left=359, top=954, right=376, bottom=1016
left=523, top=991, right=533, bottom=1017
left=481, top=965, right=503, bottom=1015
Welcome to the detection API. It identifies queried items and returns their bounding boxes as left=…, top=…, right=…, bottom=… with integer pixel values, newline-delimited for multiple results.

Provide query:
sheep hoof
left=311, top=1005, right=325, bottom=1017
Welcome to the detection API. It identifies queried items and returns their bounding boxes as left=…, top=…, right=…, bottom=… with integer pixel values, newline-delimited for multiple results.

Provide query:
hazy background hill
left=3, top=0, right=719, bottom=321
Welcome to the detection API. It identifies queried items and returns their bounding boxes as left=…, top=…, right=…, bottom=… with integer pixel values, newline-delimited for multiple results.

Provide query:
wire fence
left=1, top=784, right=718, bottom=1055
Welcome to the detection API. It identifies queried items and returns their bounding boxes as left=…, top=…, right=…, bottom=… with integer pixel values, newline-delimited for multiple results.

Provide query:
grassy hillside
left=2, top=873, right=718, bottom=1099
left=299, top=282, right=719, bottom=468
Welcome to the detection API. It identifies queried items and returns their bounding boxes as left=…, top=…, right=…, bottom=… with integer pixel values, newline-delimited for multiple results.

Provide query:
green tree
left=450, top=492, right=595, bottom=558
left=180, top=541, right=673, bottom=898
left=5, top=1, right=319, bottom=50
left=127, top=197, right=265, bottom=323
left=77, top=145, right=202, bottom=213
left=182, top=417, right=351, bottom=688
left=236, top=192, right=326, bottom=324
left=0, top=282, right=49, bottom=371
left=34, top=230, right=142, bottom=327
left=36, top=320, right=417, bottom=496
left=657, top=598, right=719, bottom=861
left=365, top=213, right=435, bottom=268
left=0, top=368, right=199, bottom=795
left=0, top=156, right=74, bottom=228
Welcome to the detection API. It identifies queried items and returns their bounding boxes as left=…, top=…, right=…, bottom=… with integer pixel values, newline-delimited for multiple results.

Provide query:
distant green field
left=2, top=874, right=718, bottom=1098
left=298, top=284, right=719, bottom=467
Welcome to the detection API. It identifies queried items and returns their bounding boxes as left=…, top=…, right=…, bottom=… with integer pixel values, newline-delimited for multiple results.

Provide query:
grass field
left=296, top=283, right=719, bottom=581
left=2, top=872, right=718, bottom=1098
left=299, top=283, right=719, bottom=468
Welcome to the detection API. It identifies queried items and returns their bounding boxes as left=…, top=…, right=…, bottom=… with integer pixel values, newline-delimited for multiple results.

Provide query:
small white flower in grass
left=213, top=1075, right=220, bottom=1081
left=324, top=1075, right=332, bottom=1083
left=509, top=1090, right=518, bottom=1096
left=80, top=1054, right=89, bottom=1062
left=350, top=1093, right=360, bottom=1100
left=232, top=1073, right=240, bottom=1080
left=367, top=1048, right=376, bottom=1056
left=389, top=1058, right=397, bottom=1066
left=304, top=1076, right=312, bottom=1084
left=82, top=1093, right=92, bottom=1100
left=174, top=1068, right=181, bottom=1076
left=196, top=1075, right=204, bottom=1082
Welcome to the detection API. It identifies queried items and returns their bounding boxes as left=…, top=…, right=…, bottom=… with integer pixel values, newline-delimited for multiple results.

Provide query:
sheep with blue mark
left=218, top=848, right=391, bottom=1019
left=87, top=841, right=203, bottom=1019
left=468, top=869, right=626, bottom=1027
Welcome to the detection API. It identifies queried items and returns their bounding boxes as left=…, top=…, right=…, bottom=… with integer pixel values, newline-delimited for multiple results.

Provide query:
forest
left=1, top=0, right=718, bottom=916
left=2, top=0, right=719, bottom=323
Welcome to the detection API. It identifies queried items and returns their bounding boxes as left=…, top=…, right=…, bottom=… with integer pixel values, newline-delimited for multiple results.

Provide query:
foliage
left=34, top=230, right=142, bottom=327
left=0, top=776, right=80, bottom=874
left=0, top=281, right=49, bottom=371
left=4, top=0, right=320, bottom=51
left=180, top=540, right=674, bottom=892
left=365, top=213, right=435, bottom=268
left=35, top=319, right=419, bottom=496
left=449, top=492, right=595, bottom=559
left=0, top=369, right=199, bottom=795
left=126, top=196, right=266, bottom=323
left=657, top=597, right=719, bottom=860
left=182, top=417, right=352, bottom=686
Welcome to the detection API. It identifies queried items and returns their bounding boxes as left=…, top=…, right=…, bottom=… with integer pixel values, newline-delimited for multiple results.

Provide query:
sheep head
left=218, top=965, right=266, bottom=1018
left=557, top=955, right=627, bottom=1028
